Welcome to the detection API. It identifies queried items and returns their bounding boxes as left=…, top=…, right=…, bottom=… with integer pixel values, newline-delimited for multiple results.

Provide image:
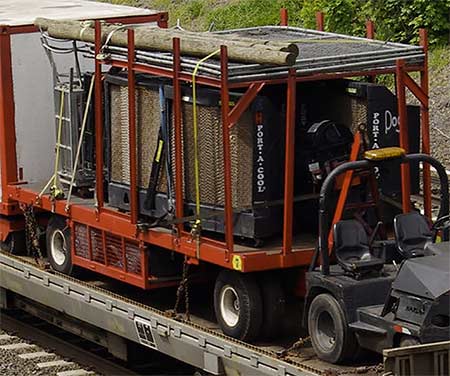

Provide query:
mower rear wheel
left=308, top=293, right=358, bottom=364
left=46, top=215, right=73, bottom=275
left=399, top=336, right=420, bottom=347
left=214, top=270, right=262, bottom=341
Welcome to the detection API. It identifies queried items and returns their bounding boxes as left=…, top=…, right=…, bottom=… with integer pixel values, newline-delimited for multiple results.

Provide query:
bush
left=298, top=0, right=450, bottom=45
left=103, top=0, right=450, bottom=46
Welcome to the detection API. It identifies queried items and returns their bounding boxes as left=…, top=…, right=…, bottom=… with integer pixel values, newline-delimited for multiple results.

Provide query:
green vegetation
left=106, top=0, right=450, bottom=46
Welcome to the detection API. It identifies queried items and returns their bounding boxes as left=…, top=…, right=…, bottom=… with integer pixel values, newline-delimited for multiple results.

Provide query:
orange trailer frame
left=0, top=9, right=433, bottom=291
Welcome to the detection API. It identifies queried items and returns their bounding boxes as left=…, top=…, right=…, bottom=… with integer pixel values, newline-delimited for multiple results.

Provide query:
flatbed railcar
left=1, top=1, right=449, bottom=373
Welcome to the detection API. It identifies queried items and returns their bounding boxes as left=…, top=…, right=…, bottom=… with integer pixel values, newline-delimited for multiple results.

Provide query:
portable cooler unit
left=294, top=80, right=420, bottom=196
left=106, top=74, right=285, bottom=241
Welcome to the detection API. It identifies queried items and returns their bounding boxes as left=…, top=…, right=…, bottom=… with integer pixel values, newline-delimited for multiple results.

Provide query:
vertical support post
left=94, top=21, right=104, bottom=210
left=316, top=11, right=324, bottom=31
left=365, top=20, right=376, bottom=82
left=127, top=29, right=138, bottom=225
left=280, top=8, right=288, bottom=26
left=0, top=27, right=18, bottom=194
left=157, top=13, right=169, bottom=29
left=366, top=20, right=375, bottom=39
left=220, top=46, right=234, bottom=258
left=419, top=28, right=432, bottom=218
left=173, top=38, right=184, bottom=232
left=395, top=59, right=411, bottom=213
left=140, top=242, right=149, bottom=288
left=282, top=69, right=297, bottom=256
left=327, top=132, right=362, bottom=249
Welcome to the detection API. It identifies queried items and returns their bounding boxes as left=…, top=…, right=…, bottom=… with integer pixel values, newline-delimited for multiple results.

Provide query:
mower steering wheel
left=432, top=215, right=450, bottom=242
left=432, top=215, right=450, bottom=232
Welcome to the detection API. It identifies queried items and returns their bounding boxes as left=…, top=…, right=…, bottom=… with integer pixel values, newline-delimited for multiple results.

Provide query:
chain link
left=171, top=255, right=191, bottom=321
left=20, top=204, right=46, bottom=267
left=278, top=336, right=311, bottom=358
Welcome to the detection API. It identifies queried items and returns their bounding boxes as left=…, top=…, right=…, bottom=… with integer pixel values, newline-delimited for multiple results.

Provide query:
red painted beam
left=395, top=59, right=411, bottom=213
left=228, top=82, right=265, bottom=128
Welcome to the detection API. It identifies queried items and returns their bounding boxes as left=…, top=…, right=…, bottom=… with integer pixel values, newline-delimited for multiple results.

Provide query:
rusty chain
left=20, top=204, right=46, bottom=268
left=171, top=255, right=191, bottom=321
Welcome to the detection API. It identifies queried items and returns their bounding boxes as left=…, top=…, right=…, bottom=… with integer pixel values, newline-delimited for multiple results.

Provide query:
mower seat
left=333, top=220, right=384, bottom=275
left=394, top=212, right=432, bottom=258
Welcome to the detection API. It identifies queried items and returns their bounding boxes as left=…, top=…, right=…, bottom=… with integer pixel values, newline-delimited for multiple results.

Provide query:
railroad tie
left=0, top=343, right=36, bottom=350
left=36, top=359, right=75, bottom=369
left=57, top=370, right=95, bottom=376
left=0, top=334, right=17, bottom=341
left=18, top=351, right=55, bottom=359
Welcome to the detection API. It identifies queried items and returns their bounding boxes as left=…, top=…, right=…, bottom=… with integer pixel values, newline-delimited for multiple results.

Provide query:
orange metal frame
left=0, top=9, right=433, bottom=287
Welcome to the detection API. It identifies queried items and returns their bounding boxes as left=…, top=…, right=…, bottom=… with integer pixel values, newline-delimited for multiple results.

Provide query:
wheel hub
left=316, top=310, right=336, bottom=351
left=220, top=285, right=240, bottom=328
left=51, top=229, right=67, bottom=266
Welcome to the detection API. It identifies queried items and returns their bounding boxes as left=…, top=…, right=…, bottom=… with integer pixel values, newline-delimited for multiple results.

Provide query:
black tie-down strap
left=144, top=85, right=172, bottom=212
left=144, top=130, right=165, bottom=211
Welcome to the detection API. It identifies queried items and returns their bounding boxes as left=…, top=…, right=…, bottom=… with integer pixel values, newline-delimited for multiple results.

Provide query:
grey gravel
left=0, top=328, right=99, bottom=376
left=429, top=49, right=450, bottom=169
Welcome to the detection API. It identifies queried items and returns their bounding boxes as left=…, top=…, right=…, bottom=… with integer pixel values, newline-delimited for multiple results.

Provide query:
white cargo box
left=0, top=0, right=157, bottom=202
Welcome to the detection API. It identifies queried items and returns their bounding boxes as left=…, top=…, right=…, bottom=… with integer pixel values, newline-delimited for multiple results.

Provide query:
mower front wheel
left=399, top=336, right=420, bottom=347
left=308, top=293, right=358, bottom=364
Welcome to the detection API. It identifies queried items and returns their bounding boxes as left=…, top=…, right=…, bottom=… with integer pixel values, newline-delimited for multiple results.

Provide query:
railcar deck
left=0, top=250, right=383, bottom=376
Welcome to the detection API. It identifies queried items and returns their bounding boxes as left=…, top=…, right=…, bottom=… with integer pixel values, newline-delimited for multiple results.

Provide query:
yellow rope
left=191, top=49, right=220, bottom=227
left=51, top=89, right=65, bottom=199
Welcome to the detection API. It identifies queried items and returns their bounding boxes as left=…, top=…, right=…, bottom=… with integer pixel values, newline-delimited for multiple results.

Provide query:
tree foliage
left=105, top=0, right=450, bottom=46
left=212, top=0, right=450, bottom=46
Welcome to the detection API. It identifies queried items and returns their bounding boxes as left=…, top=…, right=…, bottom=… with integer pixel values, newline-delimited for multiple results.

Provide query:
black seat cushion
left=333, top=220, right=384, bottom=274
left=394, top=212, right=432, bottom=258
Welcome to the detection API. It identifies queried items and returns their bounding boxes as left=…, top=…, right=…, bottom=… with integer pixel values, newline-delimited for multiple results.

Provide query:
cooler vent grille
left=73, top=223, right=142, bottom=275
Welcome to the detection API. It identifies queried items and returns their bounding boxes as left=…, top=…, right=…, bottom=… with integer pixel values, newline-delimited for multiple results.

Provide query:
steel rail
left=1, top=311, right=140, bottom=375
left=0, top=250, right=324, bottom=376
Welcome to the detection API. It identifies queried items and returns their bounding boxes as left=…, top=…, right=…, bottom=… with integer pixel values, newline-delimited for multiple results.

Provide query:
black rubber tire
left=260, top=276, right=286, bottom=340
left=46, top=215, right=73, bottom=275
left=399, top=336, right=420, bottom=347
left=214, top=270, right=263, bottom=342
left=308, top=293, right=358, bottom=364
left=0, top=231, right=26, bottom=255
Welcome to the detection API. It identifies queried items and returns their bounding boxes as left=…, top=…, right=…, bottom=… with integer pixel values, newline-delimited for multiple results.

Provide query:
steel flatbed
left=0, top=249, right=383, bottom=376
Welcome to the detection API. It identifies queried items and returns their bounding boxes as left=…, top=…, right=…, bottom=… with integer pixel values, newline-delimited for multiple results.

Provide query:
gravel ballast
left=429, top=48, right=450, bottom=169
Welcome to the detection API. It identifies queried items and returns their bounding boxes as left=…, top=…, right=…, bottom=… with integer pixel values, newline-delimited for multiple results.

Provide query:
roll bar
left=310, top=153, right=450, bottom=275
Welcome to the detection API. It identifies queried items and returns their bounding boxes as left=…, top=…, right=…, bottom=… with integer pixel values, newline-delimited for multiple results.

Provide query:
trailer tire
left=260, top=276, right=286, bottom=339
left=0, top=231, right=26, bottom=255
left=214, top=270, right=262, bottom=341
left=308, top=293, right=357, bottom=364
left=46, top=216, right=73, bottom=275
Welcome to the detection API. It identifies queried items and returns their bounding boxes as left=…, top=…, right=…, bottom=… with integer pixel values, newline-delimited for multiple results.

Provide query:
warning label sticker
left=134, top=317, right=157, bottom=349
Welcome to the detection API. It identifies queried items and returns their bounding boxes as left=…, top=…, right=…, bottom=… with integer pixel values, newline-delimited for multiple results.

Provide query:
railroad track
left=0, top=309, right=196, bottom=376
left=0, top=311, right=138, bottom=376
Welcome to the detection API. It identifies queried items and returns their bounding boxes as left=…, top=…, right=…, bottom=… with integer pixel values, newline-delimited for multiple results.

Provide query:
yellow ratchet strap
left=191, top=49, right=220, bottom=228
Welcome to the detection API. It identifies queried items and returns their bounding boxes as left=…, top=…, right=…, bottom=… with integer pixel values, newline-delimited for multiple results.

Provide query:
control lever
left=369, top=221, right=383, bottom=248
